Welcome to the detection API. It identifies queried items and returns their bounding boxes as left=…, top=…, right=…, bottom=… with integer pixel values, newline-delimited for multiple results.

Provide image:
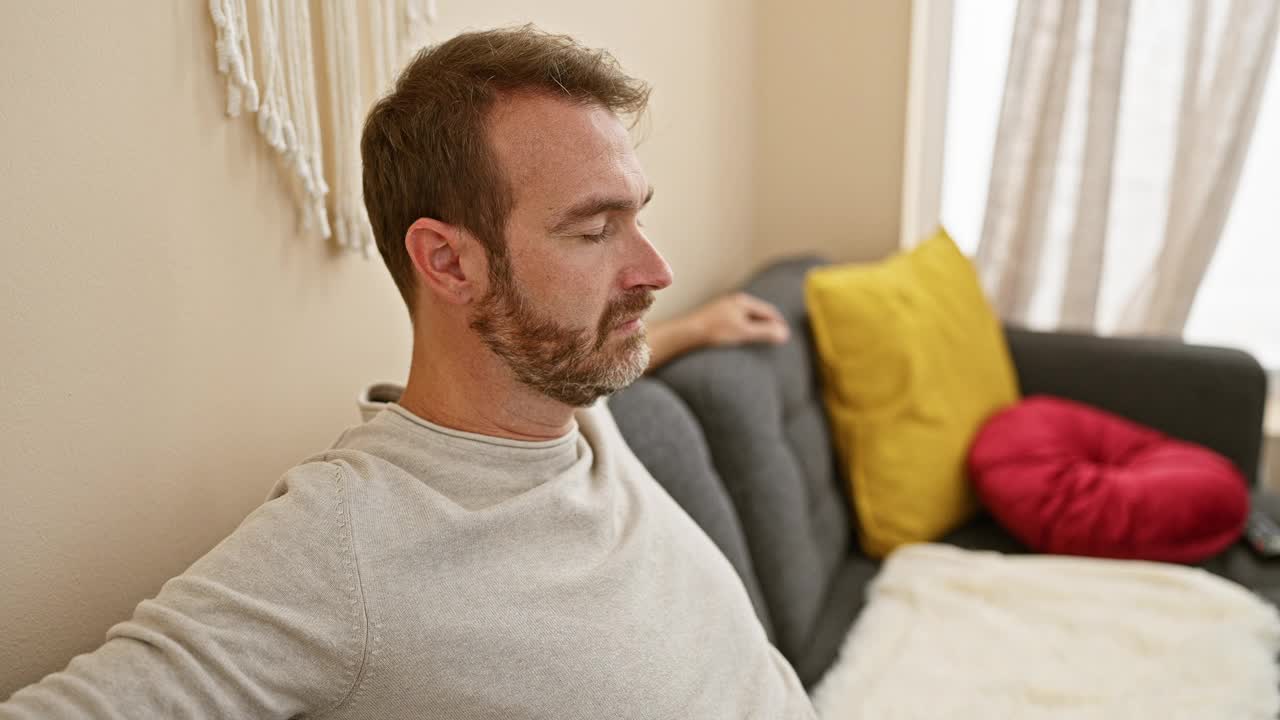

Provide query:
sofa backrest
left=653, top=257, right=852, bottom=663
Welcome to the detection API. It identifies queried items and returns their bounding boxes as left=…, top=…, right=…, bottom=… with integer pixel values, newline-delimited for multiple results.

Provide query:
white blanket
left=811, top=544, right=1280, bottom=719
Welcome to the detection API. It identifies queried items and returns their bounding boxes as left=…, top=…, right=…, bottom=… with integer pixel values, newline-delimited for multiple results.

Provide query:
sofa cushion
left=789, top=552, right=878, bottom=688
left=656, top=257, right=852, bottom=665
left=969, top=395, right=1250, bottom=562
left=805, top=230, right=1020, bottom=557
left=1003, top=327, right=1269, bottom=487
left=608, top=378, right=773, bottom=638
left=1199, top=490, right=1280, bottom=606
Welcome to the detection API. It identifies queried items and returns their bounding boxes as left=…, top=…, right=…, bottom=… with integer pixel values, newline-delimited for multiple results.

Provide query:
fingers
left=697, top=292, right=791, bottom=347
left=736, top=324, right=785, bottom=344
left=736, top=293, right=789, bottom=344
left=738, top=293, right=783, bottom=319
left=744, top=316, right=789, bottom=344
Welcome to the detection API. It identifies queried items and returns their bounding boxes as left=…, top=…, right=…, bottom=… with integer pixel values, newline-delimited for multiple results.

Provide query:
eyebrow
left=547, top=186, right=654, bottom=234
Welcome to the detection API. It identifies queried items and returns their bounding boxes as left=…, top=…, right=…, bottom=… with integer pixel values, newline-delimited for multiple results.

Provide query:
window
left=937, top=0, right=1280, bottom=372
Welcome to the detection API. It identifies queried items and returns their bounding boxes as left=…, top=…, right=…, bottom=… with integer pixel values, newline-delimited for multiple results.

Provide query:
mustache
left=596, top=290, right=655, bottom=341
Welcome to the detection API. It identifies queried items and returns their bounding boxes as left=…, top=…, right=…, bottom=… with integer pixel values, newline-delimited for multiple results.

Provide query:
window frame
left=899, top=0, right=954, bottom=249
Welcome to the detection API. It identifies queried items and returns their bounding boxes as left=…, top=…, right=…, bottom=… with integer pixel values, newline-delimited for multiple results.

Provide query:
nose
left=622, top=231, right=674, bottom=292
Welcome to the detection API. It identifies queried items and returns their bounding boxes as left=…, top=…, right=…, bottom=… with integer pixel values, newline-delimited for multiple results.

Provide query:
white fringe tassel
left=406, top=0, right=436, bottom=56
left=281, top=0, right=330, bottom=237
left=371, top=0, right=399, bottom=94
left=207, top=0, right=437, bottom=253
left=374, top=0, right=435, bottom=93
left=321, top=0, right=374, bottom=256
left=209, top=0, right=260, bottom=116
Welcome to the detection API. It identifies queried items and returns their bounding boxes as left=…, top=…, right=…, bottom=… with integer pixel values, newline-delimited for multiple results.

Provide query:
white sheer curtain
left=973, top=0, right=1279, bottom=336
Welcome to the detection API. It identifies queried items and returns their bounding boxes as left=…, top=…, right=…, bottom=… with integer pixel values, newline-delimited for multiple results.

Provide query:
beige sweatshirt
left=1, top=401, right=816, bottom=719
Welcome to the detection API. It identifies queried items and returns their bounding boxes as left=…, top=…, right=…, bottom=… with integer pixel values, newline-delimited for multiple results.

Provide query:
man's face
left=470, top=93, right=673, bottom=407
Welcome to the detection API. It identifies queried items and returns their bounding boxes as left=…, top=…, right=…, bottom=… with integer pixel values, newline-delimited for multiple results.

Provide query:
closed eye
left=582, top=226, right=613, bottom=243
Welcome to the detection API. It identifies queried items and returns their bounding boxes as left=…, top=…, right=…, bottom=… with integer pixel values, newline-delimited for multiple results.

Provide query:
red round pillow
left=968, top=395, right=1248, bottom=563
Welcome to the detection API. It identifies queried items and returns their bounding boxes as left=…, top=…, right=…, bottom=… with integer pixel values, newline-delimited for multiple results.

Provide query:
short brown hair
left=361, top=25, right=651, bottom=312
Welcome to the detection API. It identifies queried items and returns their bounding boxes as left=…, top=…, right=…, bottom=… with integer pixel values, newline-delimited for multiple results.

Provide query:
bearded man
left=0, top=25, right=814, bottom=719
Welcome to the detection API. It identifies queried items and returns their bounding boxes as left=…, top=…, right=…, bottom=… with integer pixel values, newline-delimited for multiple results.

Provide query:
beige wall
left=755, top=0, right=912, bottom=266
left=0, top=1, right=909, bottom=696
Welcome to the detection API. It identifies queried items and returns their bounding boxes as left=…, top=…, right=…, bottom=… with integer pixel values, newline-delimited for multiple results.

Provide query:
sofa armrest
left=1004, top=327, right=1269, bottom=486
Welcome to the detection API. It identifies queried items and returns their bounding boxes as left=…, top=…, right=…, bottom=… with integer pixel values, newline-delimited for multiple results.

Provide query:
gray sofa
left=608, top=256, right=1275, bottom=689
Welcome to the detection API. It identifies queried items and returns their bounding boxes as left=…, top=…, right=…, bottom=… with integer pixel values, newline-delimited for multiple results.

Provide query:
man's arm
left=0, top=463, right=366, bottom=719
left=645, top=292, right=790, bottom=372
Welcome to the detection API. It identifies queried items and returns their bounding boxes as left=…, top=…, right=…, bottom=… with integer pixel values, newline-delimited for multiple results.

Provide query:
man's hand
left=645, top=292, right=790, bottom=372
left=690, top=292, right=790, bottom=347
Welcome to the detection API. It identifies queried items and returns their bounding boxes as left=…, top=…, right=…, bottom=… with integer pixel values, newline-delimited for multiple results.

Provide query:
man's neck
left=398, top=337, right=577, bottom=442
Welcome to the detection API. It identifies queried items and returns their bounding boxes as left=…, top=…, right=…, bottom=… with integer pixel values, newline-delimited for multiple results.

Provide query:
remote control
left=1244, top=507, right=1280, bottom=558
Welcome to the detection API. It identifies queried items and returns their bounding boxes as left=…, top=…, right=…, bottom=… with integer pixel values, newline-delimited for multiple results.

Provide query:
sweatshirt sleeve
left=0, top=462, right=368, bottom=719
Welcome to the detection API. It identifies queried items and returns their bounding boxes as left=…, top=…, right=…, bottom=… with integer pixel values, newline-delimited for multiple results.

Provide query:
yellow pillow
left=804, top=229, right=1020, bottom=558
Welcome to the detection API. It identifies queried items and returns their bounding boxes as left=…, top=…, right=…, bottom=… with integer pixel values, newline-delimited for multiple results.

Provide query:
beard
left=469, top=267, right=654, bottom=407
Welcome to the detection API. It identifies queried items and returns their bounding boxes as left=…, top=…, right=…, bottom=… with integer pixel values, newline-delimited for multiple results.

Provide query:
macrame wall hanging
left=208, top=0, right=437, bottom=255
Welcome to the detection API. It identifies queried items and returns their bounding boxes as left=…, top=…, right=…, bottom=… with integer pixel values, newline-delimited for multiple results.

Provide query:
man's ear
left=404, top=217, right=485, bottom=305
